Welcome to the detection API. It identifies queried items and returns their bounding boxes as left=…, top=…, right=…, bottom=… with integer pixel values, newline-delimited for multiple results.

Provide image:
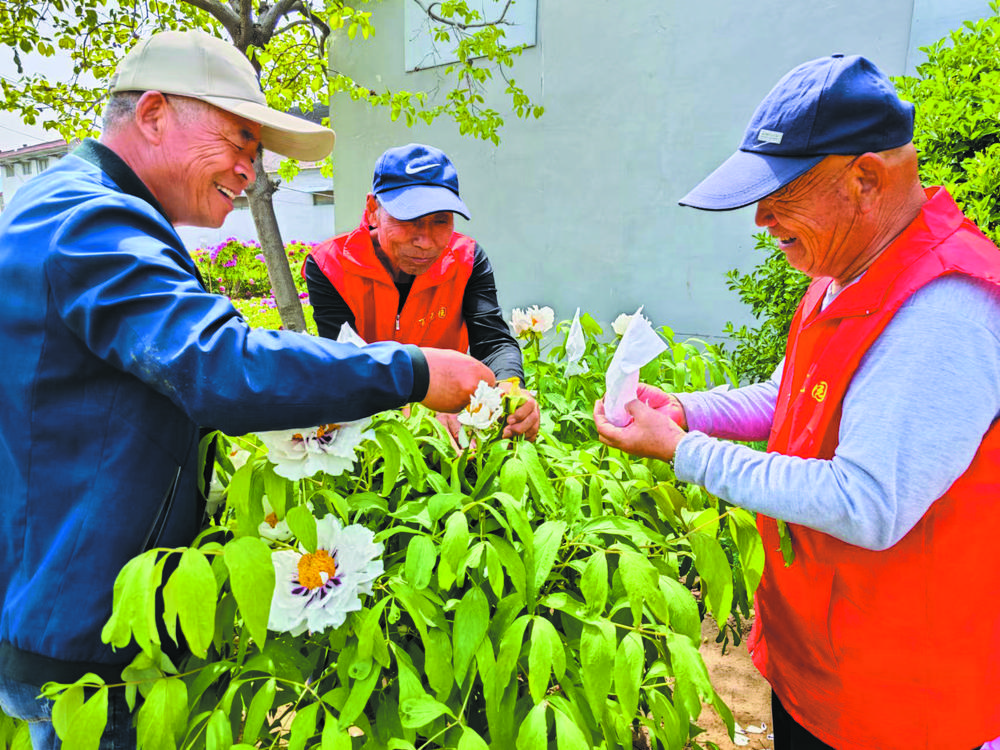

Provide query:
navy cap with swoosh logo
left=371, top=143, right=471, bottom=220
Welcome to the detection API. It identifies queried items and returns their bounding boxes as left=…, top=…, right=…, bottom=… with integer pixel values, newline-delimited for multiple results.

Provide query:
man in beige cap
left=0, top=30, right=492, bottom=748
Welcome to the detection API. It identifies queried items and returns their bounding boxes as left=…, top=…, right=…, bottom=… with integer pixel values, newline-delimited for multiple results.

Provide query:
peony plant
left=25, top=307, right=756, bottom=750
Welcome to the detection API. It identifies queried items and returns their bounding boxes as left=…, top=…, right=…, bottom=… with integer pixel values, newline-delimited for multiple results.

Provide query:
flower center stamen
left=297, top=549, right=338, bottom=590
left=265, top=512, right=279, bottom=528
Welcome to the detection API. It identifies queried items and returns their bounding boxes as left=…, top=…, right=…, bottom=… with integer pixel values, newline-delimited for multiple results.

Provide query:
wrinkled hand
left=435, top=411, right=466, bottom=451
left=419, top=348, right=496, bottom=413
left=593, top=392, right=687, bottom=462
left=500, top=382, right=540, bottom=441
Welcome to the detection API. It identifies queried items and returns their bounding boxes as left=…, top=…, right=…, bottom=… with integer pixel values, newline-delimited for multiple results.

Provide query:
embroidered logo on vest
left=811, top=381, right=828, bottom=402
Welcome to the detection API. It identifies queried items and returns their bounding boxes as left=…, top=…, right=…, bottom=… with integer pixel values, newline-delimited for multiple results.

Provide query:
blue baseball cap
left=371, top=143, right=470, bottom=220
left=679, top=55, right=915, bottom=211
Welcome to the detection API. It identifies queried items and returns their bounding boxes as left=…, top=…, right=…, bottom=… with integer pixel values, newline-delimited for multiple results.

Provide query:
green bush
left=28, top=310, right=762, bottom=750
left=722, top=232, right=809, bottom=384
left=894, top=0, right=1000, bottom=245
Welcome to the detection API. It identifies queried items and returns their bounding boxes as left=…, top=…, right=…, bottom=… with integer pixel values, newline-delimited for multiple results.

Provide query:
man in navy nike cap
left=307, top=143, right=540, bottom=442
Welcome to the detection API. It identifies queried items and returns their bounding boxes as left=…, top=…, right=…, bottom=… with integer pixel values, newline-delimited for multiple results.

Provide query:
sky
left=0, top=43, right=82, bottom=152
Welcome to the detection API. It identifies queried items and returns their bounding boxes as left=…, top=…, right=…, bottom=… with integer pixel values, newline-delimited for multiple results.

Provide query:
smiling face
left=365, top=194, right=454, bottom=279
left=753, top=155, right=867, bottom=281
left=155, top=96, right=261, bottom=228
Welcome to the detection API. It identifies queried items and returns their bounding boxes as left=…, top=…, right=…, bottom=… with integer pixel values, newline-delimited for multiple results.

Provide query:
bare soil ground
left=693, top=617, right=773, bottom=750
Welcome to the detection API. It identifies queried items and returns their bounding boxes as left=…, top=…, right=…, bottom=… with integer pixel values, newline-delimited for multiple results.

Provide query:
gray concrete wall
left=328, top=0, right=981, bottom=339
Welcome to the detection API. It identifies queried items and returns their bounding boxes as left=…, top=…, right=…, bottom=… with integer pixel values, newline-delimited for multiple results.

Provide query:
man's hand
left=419, top=348, right=495, bottom=413
left=593, top=390, right=687, bottom=462
left=500, top=382, right=540, bottom=441
left=634, top=383, right=688, bottom=429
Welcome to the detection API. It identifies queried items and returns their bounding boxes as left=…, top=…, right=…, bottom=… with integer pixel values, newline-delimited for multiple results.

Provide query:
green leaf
left=262, top=464, right=289, bottom=518
left=457, top=727, right=489, bottom=750
left=206, top=707, right=233, bottom=750
left=223, top=536, right=275, bottom=646
left=688, top=531, right=734, bottom=626
left=375, top=430, right=401, bottom=496
left=728, top=507, right=765, bottom=596
left=242, top=677, right=276, bottom=744
left=530, top=520, right=566, bottom=607
left=527, top=616, right=563, bottom=703
left=580, top=620, right=614, bottom=720
left=101, top=550, right=160, bottom=653
left=777, top=518, right=796, bottom=566
left=136, top=677, right=188, bottom=750
left=439, top=510, right=470, bottom=589
left=614, top=631, right=643, bottom=719
left=499, top=456, right=527, bottom=500
left=580, top=551, right=608, bottom=615
left=666, top=631, right=713, bottom=725
left=515, top=703, right=548, bottom=750
left=518, top=441, right=557, bottom=510
left=661, top=577, right=701, bottom=644
left=399, top=696, right=453, bottom=729
left=617, top=549, right=668, bottom=624
left=162, top=548, right=216, bottom=659
left=52, top=684, right=107, bottom=750
left=552, top=703, right=590, bottom=750
left=289, top=703, right=320, bottom=750
left=403, top=534, right=436, bottom=592
left=286, top=504, right=318, bottom=553
left=452, top=587, right=489, bottom=685
left=338, top=666, right=381, bottom=729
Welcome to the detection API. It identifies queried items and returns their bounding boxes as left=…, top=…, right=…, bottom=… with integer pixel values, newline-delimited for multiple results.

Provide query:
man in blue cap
left=307, top=143, right=540, bottom=442
left=594, top=55, right=1000, bottom=749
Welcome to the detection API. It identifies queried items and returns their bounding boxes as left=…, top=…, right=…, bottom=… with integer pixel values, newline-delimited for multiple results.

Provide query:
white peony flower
left=268, top=515, right=383, bottom=636
left=611, top=311, right=650, bottom=337
left=258, top=495, right=294, bottom=542
left=511, top=305, right=554, bottom=337
left=257, top=420, right=373, bottom=480
left=457, top=380, right=505, bottom=430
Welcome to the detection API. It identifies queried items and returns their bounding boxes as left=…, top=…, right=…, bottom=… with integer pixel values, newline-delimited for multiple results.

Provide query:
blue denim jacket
left=0, top=140, right=423, bottom=684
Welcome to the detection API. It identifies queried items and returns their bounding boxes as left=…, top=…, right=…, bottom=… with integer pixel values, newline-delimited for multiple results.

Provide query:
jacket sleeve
left=463, top=244, right=524, bottom=382
left=46, top=196, right=419, bottom=434
left=305, top=254, right=357, bottom=340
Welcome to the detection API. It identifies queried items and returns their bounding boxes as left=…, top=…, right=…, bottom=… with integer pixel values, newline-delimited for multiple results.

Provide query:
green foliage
left=34, top=310, right=759, bottom=750
left=894, top=0, right=1000, bottom=245
left=722, top=232, right=810, bottom=384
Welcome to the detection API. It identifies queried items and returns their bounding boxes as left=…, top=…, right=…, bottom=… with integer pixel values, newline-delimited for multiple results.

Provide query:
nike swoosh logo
left=405, top=162, right=440, bottom=175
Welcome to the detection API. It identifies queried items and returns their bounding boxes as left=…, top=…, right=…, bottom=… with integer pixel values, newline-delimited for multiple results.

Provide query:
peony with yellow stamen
left=268, top=515, right=383, bottom=636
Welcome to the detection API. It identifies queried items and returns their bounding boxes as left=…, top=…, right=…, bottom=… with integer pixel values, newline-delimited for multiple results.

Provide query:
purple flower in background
left=255, top=254, right=266, bottom=263
left=224, top=257, right=237, bottom=268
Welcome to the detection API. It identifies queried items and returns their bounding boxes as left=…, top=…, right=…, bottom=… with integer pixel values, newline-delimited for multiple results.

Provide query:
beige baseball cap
left=110, top=29, right=335, bottom=162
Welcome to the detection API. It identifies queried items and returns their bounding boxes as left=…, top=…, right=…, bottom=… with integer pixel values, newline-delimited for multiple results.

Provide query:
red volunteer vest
left=750, top=188, right=1000, bottom=750
left=310, top=221, right=476, bottom=350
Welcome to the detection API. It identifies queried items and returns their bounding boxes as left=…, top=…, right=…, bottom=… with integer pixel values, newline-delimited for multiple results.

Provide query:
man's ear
left=133, top=91, right=171, bottom=146
left=850, top=152, right=886, bottom=212
left=364, top=194, right=380, bottom=229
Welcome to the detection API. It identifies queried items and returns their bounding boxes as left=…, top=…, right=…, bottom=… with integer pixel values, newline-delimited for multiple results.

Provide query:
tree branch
left=180, top=0, right=240, bottom=30
left=413, top=0, right=514, bottom=30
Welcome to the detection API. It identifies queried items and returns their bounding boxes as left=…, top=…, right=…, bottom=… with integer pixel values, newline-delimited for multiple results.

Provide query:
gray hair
left=102, top=91, right=215, bottom=132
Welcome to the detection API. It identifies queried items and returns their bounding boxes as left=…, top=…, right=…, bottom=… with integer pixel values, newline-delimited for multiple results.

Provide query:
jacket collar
left=73, top=139, right=172, bottom=225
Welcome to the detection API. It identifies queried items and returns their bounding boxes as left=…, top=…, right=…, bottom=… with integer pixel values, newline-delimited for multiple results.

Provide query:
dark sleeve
left=305, top=254, right=356, bottom=340
left=463, top=244, right=525, bottom=382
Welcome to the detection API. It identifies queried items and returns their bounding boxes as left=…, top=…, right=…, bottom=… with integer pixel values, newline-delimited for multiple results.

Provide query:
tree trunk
left=246, top=153, right=309, bottom=333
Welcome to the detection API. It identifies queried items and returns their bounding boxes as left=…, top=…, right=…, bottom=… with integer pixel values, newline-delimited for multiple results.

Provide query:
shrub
left=894, top=0, right=1000, bottom=245
left=30, top=309, right=761, bottom=750
left=722, top=232, right=809, bottom=384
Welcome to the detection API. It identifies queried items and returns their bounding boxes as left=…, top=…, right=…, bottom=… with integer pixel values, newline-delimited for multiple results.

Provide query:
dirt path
left=694, top=617, right=773, bottom=749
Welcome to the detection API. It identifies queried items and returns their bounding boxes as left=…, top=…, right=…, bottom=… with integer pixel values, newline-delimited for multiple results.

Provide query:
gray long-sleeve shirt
left=674, top=273, right=1000, bottom=551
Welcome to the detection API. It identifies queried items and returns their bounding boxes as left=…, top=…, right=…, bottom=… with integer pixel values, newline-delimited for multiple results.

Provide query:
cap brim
left=377, top=184, right=471, bottom=221
left=678, top=150, right=824, bottom=211
left=202, top=96, right=335, bottom=162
